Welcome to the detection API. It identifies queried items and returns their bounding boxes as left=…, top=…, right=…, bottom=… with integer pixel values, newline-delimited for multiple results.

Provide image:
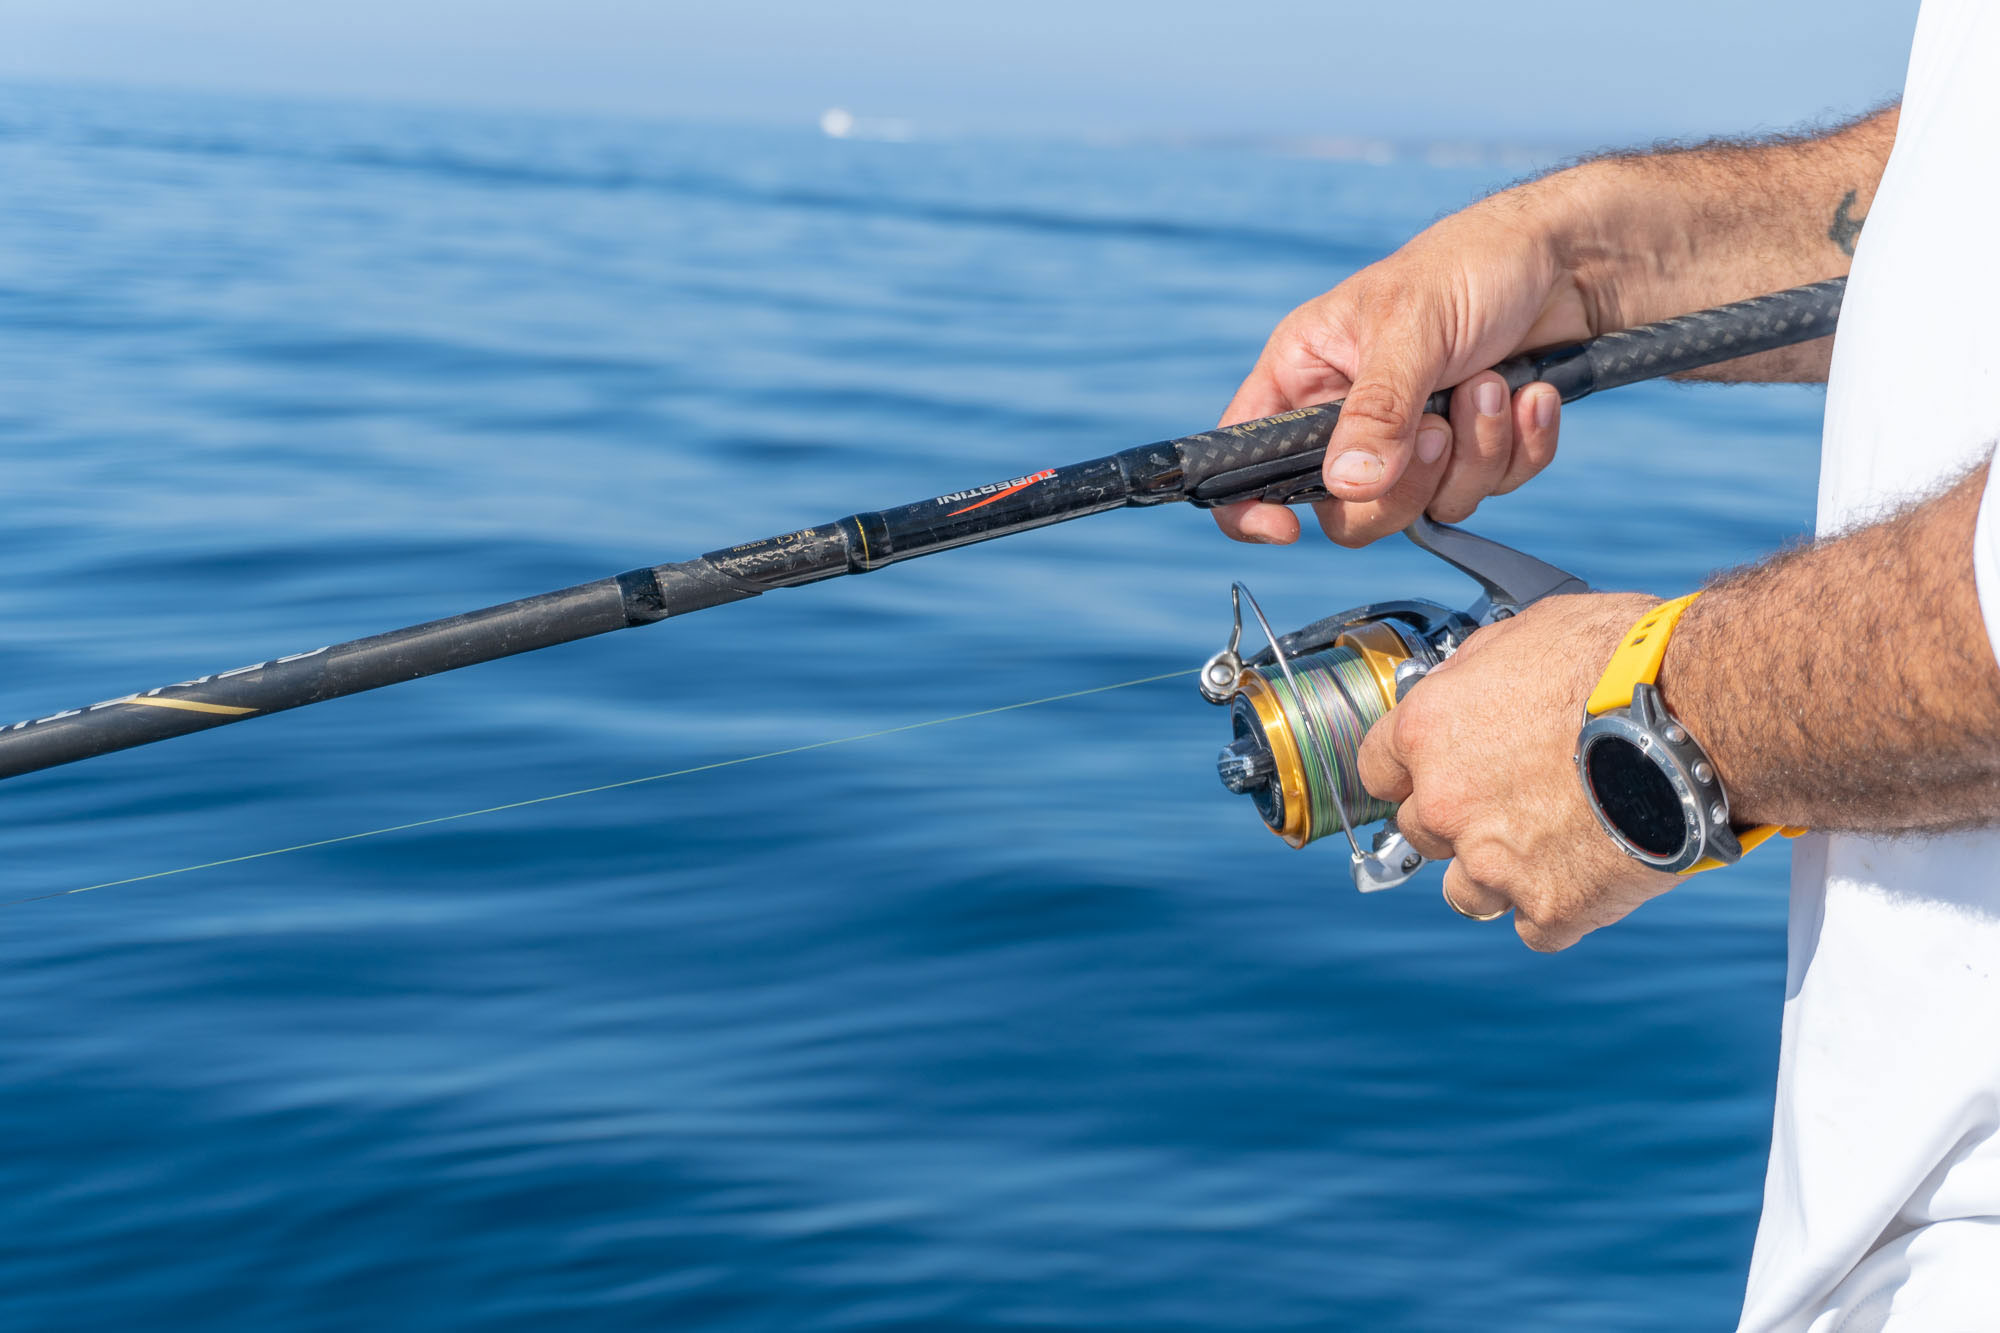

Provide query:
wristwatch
left=1574, top=594, right=1804, bottom=875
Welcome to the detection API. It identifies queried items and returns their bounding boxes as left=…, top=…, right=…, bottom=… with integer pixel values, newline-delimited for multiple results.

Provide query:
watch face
left=1581, top=734, right=1688, bottom=858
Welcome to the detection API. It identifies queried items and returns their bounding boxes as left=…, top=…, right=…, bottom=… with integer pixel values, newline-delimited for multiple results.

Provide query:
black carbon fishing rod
left=0, top=278, right=1844, bottom=782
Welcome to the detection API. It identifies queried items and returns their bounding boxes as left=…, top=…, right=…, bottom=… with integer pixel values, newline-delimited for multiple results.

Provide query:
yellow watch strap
left=1684, top=822, right=1810, bottom=876
left=1582, top=593, right=1808, bottom=874
left=1585, top=592, right=1702, bottom=717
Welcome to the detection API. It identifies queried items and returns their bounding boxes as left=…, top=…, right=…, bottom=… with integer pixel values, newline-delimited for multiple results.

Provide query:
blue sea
left=0, top=82, right=1825, bottom=1330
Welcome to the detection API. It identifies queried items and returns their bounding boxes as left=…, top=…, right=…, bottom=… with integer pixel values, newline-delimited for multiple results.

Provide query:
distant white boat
left=819, top=107, right=915, bottom=143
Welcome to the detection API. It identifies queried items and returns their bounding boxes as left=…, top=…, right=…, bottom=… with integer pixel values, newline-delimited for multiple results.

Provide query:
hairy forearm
left=1556, top=107, right=1899, bottom=321
left=1531, top=105, right=1900, bottom=381
left=1660, top=461, right=2000, bottom=833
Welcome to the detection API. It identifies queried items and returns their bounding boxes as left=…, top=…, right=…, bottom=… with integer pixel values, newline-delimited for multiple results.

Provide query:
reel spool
left=1200, top=517, right=1591, bottom=893
left=1220, top=617, right=1430, bottom=847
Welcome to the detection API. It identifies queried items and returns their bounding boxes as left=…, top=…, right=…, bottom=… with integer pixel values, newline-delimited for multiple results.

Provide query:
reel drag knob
left=1216, top=734, right=1276, bottom=793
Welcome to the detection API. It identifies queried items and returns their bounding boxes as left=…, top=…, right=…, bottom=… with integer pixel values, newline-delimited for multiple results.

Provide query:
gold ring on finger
left=1442, top=883, right=1509, bottom=922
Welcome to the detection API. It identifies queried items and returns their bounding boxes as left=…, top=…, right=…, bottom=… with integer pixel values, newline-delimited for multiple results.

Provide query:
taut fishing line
left=4, top=669, right=1195, bottom=911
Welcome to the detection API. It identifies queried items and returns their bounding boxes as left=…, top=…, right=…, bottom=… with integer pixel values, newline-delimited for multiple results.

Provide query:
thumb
left=1321, top=347, right=1444, bottom=504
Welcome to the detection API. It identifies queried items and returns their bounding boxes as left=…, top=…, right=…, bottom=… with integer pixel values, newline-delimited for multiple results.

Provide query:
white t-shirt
left=1738, top=4, right=2000, bottom=1329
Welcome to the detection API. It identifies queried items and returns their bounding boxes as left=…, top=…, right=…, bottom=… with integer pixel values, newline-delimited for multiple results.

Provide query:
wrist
left=1462, top=159, right=1680, bottom=340
left=1652, top=589, right=1777, bottom=825
left=1582, top=592, right=1800, bottom=872
left=1527, top=159, right=1691, bottom=336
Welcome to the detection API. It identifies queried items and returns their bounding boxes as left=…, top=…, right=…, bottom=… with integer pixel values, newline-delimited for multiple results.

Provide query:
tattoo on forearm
left=1829, top=189, right=1867, bottom=256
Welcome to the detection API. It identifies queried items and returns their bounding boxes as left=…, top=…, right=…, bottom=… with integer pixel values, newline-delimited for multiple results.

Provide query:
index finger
left=1213, top=363, right=1324, bottom=544
left=1212, top=499, right=1301, bottom=545
left=1218, top=362, right=1296, bottom=430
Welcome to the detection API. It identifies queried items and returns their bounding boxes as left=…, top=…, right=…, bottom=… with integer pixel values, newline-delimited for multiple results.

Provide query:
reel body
left=1201, top=517, right=1589, bottom=893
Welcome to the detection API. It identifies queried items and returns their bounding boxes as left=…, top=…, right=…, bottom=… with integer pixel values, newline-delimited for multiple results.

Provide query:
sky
left=1, top=0, right=1922, bottom=146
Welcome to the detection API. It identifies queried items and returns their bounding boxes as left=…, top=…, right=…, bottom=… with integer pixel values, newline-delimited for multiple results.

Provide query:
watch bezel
left=1573, top=684, right=1742, bottom=874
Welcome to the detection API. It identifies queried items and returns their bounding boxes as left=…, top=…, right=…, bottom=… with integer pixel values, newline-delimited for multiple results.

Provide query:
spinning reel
left=1200, top=517, right=1589, bottom=892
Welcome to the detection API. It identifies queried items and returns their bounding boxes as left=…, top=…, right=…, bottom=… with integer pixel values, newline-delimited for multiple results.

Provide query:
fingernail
left=1416, top=427, right=1448, bottom=465
left=1329, top=451, right=1384, bottom=487
left=1535, top=390, right=1558, bottom=430
left=1475, top=381, right=1505, bottom=417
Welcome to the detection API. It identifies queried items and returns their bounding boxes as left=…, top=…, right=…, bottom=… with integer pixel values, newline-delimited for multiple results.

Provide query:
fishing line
left=1261, top=645, right=1398, bottom=838
left=4, top=669, right=1196, bottom=911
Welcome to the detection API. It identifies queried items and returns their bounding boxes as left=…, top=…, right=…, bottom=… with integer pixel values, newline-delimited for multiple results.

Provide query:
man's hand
left=1353, top=462, right=2000, bottom=951
left=1215, top=107, right=1895, bottom=551
left=1356, top=594, right=1679, bottom=952
left=1213, top=202, right=1582, bottom=548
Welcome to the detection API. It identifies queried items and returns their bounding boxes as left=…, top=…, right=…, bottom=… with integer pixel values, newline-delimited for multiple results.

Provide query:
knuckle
left=1381, top=455, right=1443, bottom=503
left=1454, top=847, right=1509, bottom=890
left=1516, top=921, right=1565, bottom=953
left=1490, top=458, right=1538, bottom=497
left=1317, top=504, right=1391, bottom=549
left=1507, top=445, right=1557, bottom=491
left=1449, top=407, right=1481, bottom=446
left=1339, top=383, right=1413, bottom=440
left=1211, top=508, right=1257, bottom=543
left=1387, top=694, right=1438, bottom=756
left=1365, top=491, right=1432, bottom=538
left=1360, top=757, right=1407, bottom=807
left=1348, top=273, right=1406, bottom=317
left=1470, top=414, right=1510, bottom=460
left=1395, top=810, right=1452, bottom=860
left=1280, top=298, right=1330, bottom=335
left=1427, top=494, right=1479, bottom=524
left=1423, top=795, right=1466, bottom=839
left=1405, top=781, right=1464, bottom=838
left=1509, top=897, right=1577, bottom=953
left=1328, top=524, right=1377, bottom=550
left=1273, top=317, right=1319, bottom=358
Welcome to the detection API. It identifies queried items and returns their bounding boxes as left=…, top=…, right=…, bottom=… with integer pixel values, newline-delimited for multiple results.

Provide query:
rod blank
left=0, top=278, right=1845, bottom=782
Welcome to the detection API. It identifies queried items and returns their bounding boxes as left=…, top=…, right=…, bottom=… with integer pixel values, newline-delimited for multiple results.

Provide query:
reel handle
left=1404, top=517, right=1589, bottom=614
left=1355, top=828, right=1428, bottom=893
left=1350, top=662, right=1444, bottom=892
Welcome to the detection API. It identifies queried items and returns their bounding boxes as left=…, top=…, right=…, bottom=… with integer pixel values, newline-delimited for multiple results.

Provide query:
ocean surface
left=0, top=83, right=1826, bottom=1330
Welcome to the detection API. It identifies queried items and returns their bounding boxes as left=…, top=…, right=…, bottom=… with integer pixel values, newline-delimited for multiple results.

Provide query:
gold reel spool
left=1223, top=619, right=1410, bottom=847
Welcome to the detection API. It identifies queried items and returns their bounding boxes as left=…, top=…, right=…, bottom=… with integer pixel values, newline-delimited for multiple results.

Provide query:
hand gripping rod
left=0, top=278, right=1844, bottom=781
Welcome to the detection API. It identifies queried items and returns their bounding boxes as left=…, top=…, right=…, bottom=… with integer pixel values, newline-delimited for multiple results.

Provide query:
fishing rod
left=0, top=278, right=1843, bottom=785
